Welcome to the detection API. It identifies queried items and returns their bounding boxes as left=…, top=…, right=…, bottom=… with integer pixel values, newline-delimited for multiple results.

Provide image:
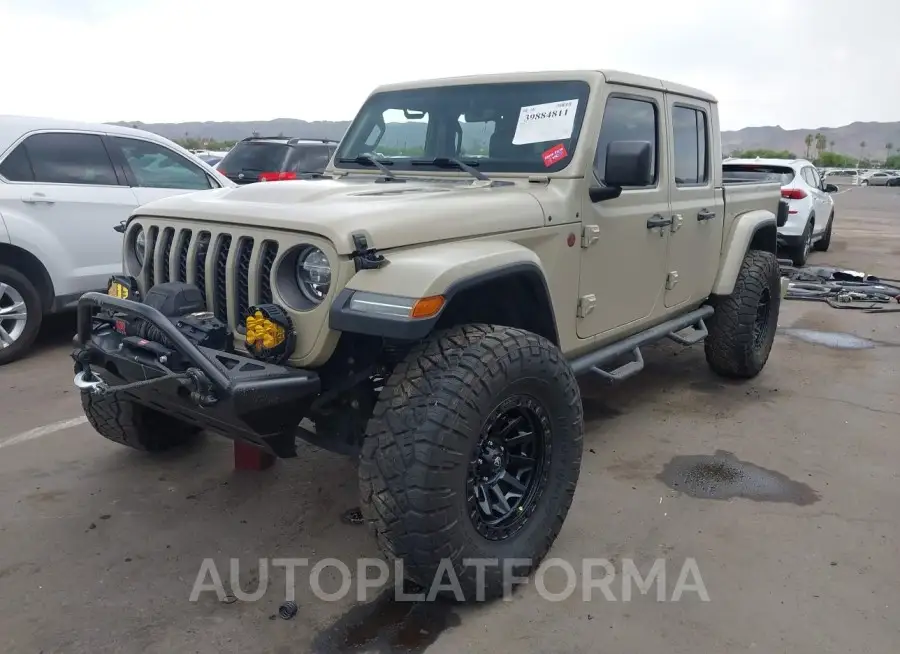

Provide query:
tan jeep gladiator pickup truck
left=72, top=69, right=788, bottom=600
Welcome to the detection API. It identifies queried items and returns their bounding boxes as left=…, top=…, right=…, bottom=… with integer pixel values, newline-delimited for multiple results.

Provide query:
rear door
left=0, top=131, right=137, bottom=294
left=664, top=96, right=720, bottom=308
left=578, top=91, right=670, bottom=338
left=108, top=136, right=215, bottom=206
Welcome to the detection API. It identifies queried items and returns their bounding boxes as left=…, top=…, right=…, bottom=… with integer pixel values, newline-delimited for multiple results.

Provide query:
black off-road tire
left=813, top=212, right=834, bottom=252
left=359, top=324, right=583, bottom=601
left=0, top=265, right=43, bottom=366
left=704, top=250, right=781, bottom=379
left=790, top=219, right=813, bottom=266
left=81, top=391, right=199, bottom=452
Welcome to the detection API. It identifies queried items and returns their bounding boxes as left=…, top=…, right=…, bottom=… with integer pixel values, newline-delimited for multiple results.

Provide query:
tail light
left=258, top=171, right=298, bottom=182
left=781, top=188, right=807, bottom=200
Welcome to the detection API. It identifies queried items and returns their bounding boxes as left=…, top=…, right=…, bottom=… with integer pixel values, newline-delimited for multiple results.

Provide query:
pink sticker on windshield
left=542, top=143, right=568, bottom=167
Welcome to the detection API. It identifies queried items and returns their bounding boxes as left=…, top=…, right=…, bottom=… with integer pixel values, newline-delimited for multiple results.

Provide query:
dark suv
left=217, top=136, right=338, bottom=184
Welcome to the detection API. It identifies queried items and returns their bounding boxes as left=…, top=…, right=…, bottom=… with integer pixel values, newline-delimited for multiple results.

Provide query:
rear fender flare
left=712, top=210, right=777, bottom=296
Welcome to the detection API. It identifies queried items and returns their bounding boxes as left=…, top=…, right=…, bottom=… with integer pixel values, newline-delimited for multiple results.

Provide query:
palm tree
left=886, top=142, right=894, bottom=162
left=804, top=133, right=814, bottom=159
left=859, top=141, right=866, bottom=169
left=815, top=133, right=826, bottom=156
left=829, top=140, right=835, bottom=151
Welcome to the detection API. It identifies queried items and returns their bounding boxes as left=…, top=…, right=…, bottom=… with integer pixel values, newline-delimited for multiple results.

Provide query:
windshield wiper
left=338, top=154, right=398, bottom=180
left=411, top=157, right=490, bottom=181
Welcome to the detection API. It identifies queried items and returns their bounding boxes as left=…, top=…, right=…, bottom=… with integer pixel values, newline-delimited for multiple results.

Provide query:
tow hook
left=74, top=370, right=106, bottom=393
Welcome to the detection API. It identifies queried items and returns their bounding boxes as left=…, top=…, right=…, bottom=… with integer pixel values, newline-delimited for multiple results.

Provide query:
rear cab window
left=219, top=141, right=291, bottom=175
left=722, top=164, right=795, bottom=185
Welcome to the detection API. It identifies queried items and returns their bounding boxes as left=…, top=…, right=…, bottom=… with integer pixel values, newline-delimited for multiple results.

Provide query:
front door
left=664, top=96, right=721, bottom=307
left=108, top=136, right=217, bottom=206
left=577, top=91, right=671, bottom=338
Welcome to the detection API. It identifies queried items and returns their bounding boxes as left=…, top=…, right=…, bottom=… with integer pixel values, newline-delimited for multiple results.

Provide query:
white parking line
left=0, top=416, right=88, bottom=450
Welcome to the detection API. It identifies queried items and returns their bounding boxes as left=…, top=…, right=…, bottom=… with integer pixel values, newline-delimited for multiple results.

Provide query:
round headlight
left=295, top=246, right=331, bottom=303
left=134, top=228, right=146, bottom=267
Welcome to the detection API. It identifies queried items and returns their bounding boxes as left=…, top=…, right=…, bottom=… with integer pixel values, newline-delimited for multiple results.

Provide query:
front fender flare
left=712, top=210, right=777, bottom=296
left=329, top=240, right=554, bottom=340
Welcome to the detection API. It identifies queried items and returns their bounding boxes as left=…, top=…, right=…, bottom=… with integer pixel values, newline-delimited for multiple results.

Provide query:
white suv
left=0, top=116, right=233, bottom=365
left=723, top=158, right=836, bottom=266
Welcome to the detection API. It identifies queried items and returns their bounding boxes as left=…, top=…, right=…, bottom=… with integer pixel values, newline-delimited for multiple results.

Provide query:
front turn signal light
left=410, top=295, right=445, bottom=319
left=245, top=303, right=295, bottom=364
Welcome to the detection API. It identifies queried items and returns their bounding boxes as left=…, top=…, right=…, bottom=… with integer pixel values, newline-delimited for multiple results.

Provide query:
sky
left=1, top=0, right=898, bottom=131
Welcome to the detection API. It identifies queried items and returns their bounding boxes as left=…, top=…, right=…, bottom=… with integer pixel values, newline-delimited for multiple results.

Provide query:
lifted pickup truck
left=72, top=69, right=788, bottom=600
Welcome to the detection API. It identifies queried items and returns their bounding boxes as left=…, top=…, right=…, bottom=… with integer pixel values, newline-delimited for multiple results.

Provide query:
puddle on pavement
left=780, top=328, right=876, bottom=350
left=657, top=450, right=820, bottom=505
left=311, top=583, right=461, bottom=654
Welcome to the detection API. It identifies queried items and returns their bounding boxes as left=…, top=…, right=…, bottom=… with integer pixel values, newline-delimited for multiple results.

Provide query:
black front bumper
left=73, top=292, right=320, bottom=457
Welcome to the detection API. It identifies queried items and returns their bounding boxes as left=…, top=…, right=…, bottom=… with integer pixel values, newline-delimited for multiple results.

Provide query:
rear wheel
left=0, top=265, right=43, bottom=366
left=359, top=324, right=583, bottom=600
left=81, top=391, right=199, bottom=452
left=705, top=250, right=781, bottom=379
left=790, top=219, right=813, bottom=266
left=813, top=212, right=833, bottom=252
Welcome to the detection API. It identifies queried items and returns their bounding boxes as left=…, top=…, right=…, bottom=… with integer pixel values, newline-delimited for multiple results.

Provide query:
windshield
left=219, top=141, right=290, bottom=173
left=335, top=80, right=591, bottom=174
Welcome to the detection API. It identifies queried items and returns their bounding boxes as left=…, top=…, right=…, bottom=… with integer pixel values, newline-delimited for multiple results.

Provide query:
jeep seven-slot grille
left=176, top=229, right=192, bottom=282
left=159, top=227, right=174, bottom=282
left=213, top=235, right=232, bottom=324
left=259, top=241, right=279, bottom=305
left=140, top=227, right=279, bottom=333
left=234, top=237, right=254, bottom=331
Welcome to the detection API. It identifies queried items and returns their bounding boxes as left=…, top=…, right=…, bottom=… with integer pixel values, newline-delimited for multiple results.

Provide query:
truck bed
left=720, top=179, right=782, bottom=220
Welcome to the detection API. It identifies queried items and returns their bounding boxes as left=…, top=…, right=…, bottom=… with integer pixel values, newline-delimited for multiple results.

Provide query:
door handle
left=22, top=193, right=55, bottom=205
left=697, top=209, right=716, bottom=221
left=646, top=214, right=673, bottom=229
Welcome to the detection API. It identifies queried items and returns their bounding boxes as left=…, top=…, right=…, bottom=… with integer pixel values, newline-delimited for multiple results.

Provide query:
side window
left=114, top=137, right=211, bottom=190
left=672, top=105, right=709, bottom=185
left=0, top=144, right=35, bottom=182
left=809, top=168, right=822, bottom=187
left=23, top=132, right=119, bottom=186
left=802, top=167, right=818, bottom=187
left=594, top=96, right=657, bottom=186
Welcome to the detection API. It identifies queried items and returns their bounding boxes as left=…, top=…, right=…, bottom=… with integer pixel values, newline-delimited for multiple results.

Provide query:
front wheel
left=359, top=324, right=584, bottom=601
left=81, top=391, right=199, bottom=452
left=0, top=265, right=43, bottom=366
left=704, top=250, right=781, bottom=379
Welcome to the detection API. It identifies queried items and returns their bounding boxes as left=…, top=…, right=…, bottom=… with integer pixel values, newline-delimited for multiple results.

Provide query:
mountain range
left=113, top=119, right=900, bottom=160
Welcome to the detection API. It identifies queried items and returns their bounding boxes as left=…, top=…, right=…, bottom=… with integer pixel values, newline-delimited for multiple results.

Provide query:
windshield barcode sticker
left=512, top=99, right=579, bottom=145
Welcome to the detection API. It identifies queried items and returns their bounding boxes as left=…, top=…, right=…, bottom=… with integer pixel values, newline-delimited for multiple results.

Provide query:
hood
left=134, top=176, right=547, bottom=255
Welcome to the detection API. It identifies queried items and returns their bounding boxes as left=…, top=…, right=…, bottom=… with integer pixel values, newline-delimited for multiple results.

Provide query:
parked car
left=861, top=171, right=900, bottom=186
left=217, top=136, right=338, bottom=184
left=723, top=158, right=836, bottom=265
left=73, top=69, right=785, bottom=601
left=0, top=115, right=234, bottom=365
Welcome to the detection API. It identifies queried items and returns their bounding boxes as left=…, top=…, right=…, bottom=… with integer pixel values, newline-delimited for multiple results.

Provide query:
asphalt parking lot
left=1, top=187, right=899, bottom=654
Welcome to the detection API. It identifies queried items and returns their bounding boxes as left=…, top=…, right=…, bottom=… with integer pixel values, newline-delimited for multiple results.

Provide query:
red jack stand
left=233, top=441, right=276, bottom=471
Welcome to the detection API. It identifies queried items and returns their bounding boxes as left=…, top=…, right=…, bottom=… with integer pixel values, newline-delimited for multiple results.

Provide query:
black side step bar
left=570, top=306, right=714, bottom=381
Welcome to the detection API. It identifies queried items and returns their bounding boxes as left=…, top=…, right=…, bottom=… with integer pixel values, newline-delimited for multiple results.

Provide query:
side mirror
left=113, top=221, right=126, bottom=234
left=605, top=140, right=653, bottom=188
left=824, top=183, right=839, bottom=193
